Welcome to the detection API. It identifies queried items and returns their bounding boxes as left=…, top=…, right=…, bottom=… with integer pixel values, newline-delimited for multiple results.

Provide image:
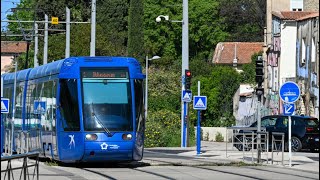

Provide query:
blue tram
left=1, top=56, right=146, bottom=162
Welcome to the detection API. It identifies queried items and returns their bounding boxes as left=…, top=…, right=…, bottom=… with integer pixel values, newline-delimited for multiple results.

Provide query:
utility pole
left=24, top=41, right=31, bottom=69
left=44, top=14, right=48, bottom=64
left=34, top=23, right=39, bottom=67
left=90, top=0, right=96, bottom=57
left=65, top=7, right=70, bottom=58
left=181, top=0, right=189, bottom=148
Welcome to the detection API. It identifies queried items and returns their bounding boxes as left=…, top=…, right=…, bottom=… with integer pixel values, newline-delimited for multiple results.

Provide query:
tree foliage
left=96, top=0, right=129, bottom=56
left=191, top=66, right=241, bottom=127
left=219, top=0, right=266, bottom=42
left=127, top=0, right=144, bottom=62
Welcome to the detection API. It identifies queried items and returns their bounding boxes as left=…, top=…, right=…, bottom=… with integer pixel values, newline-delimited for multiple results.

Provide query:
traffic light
left=256, top=87, right=264, bottom=102
left=185, top=69, right=192, bottom=90
left=255, top=56, right=264, bottom=86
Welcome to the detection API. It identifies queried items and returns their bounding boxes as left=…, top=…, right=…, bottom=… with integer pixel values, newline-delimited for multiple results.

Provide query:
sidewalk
left=143, top=141, right=319, bottom=173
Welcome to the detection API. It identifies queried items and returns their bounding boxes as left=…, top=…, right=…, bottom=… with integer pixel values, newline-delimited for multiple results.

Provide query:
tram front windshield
left=81, top=68, right=132, bottom=132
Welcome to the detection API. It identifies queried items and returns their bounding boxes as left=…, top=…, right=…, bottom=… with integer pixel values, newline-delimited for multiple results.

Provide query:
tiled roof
left=212, top=42, right=263, bottom=64
left=1, top=41, right=27, bottom=54
left=272, top=11, right=318, bottom=20
left=297, top=12, right=319, bottom=21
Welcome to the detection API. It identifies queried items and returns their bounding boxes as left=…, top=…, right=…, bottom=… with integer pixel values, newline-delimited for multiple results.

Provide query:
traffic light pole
left=255, top=55, right=264, bottom=163
left=257, top=96, right=261, bottom=163
left=183, top=70, right=191, bottom=147
left=181, top=0, right=189, bottom=148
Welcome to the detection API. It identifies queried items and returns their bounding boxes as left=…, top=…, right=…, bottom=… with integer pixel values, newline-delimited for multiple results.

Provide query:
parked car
left=234, top=115, right=319, bottom=152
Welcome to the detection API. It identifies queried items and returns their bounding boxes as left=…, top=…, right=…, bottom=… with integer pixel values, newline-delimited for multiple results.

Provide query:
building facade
left=296, top=13, right=319, bottom=118
left=264, top=0, right=319, bottom=119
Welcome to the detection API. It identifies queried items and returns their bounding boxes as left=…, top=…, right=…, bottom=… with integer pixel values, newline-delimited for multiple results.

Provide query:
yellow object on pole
left=51, top=17, right=59, bottom=24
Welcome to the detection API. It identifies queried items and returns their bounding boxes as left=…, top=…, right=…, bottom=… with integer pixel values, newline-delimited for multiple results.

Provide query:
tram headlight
left=85, top=134, right=98, bottom=141
left=122, top=133, right=132, bottom=140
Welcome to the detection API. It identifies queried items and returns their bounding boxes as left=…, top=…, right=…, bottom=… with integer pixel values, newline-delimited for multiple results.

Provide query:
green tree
left=240, top=52, right=263, bottom=84
left=4, top=0, right=36, bottom=42
left=219, top=0, right=266, bottom=42
left=144, top=0, right=228, bottom=67
left=128, top=0, right=144, bottom=62
left=191, top=66, right=241, bottom=127
left=97, top=0, right=128, bottom=56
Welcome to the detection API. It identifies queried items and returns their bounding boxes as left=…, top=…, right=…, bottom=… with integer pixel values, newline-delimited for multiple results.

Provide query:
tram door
left=57, top=79, right=84, bottom=161
left=133, top=80, right=145, bottom=160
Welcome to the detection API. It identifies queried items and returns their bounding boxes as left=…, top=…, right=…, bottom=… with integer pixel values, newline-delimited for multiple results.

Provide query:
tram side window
left=59, top=79, right=80, bottom=131
left=51, top=80, right=57, bottom=130
left=25, top=83, right=36, bottom=129
left=134, top=79, right=145, bottom=132
left=14, top=84, right=24, bottom=130
left=41, top=81, right=54, bottom=131
left=3, top=87, right=13, bottom=128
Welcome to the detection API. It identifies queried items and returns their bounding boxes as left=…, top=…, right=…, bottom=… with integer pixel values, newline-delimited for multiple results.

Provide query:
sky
left=1, top=0, right=20, bottom=31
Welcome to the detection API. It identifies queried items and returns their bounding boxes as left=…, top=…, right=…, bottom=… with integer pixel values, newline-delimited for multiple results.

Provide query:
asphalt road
left=1, top=148, right=319, bottom=180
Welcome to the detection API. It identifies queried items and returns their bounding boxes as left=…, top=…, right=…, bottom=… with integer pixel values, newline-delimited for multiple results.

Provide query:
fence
left=226, top=127, right=269, bottom=163
left=1, top=152, right=39, bottom=180
left=271, top=132, right=285, bottom=166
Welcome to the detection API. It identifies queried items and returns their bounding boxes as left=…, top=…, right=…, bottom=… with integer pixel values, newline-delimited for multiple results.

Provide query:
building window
left=291, top=0, right=303, bottom=11
left=292, top=8, right=302, bottom=11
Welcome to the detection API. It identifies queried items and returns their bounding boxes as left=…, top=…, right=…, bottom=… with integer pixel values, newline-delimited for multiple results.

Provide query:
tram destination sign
left=81, top=69, right=128, bottom=78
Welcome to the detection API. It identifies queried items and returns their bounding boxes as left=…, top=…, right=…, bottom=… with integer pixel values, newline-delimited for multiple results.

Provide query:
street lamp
left=155, top=15, right=183, bottom=23
left=145, top=55, right=161, bottom=121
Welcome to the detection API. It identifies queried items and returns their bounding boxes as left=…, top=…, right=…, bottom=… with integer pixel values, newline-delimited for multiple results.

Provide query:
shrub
left=215, top=132, right=224, bottom=142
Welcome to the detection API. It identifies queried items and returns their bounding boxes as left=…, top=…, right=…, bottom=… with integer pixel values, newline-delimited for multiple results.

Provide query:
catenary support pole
left=65, top=7, right=70, bottom=58
left=44, top=14, right=48, bottom=64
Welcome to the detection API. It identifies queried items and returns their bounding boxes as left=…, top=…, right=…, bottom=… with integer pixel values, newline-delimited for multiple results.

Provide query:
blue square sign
left=1, top=98, right=10, bottom=114
left=283, top=103, right=295, bottom=116
left=34, top=101, right=46, bottom=114
left=193, top=96, right=207, bottom=110
left=182, top=90, right=192, bottom=102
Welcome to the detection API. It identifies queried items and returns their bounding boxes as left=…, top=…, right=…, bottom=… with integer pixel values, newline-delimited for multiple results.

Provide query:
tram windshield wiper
left=91, top=103, right=112, bottom=137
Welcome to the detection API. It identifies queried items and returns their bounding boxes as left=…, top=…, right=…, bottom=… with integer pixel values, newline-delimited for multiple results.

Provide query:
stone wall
left=197, top=127, right=233, bottom=142
left=304, top=0, right=319, bottom=11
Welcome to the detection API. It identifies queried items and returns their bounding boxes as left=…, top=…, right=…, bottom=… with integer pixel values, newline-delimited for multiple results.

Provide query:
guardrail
left=1, top=152, right=39, bottom=180
left=271, top=132, right=285, bottom=166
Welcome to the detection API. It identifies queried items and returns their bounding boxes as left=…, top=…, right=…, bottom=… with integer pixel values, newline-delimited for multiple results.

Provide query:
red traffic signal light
left=185, top=70, right=191, bottom=77
left=185, top=69, right=191, bottom=90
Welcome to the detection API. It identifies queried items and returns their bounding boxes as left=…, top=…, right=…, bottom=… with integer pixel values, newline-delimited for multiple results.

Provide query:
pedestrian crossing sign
left=193, top=96, right=207, bottom=110
left=34, top=100, right=46, bottom=114
left=182, top=90, right=192, bottom=102
left=1, top=98, right=10, bottom=114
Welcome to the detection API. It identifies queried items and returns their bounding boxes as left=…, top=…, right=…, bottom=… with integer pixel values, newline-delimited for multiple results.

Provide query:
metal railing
left=271, top=132, right=285, bottom=166
left=226, top=127, right=268, bottom=163
left=1, top=152, right=39, bottom=180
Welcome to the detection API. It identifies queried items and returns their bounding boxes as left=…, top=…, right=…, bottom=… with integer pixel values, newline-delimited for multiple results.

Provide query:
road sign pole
left=279, top=81, right=300, bottom=168
left=289, top=115, right=292, bottom=167
left=257, top=99, right=261, bottom=163
left=197, top=81, right=201, bottom=155
left=1, top=76, right=3, bottom=97
left=197, top=110, right=201, bottom=155
left=182, top=102, right=187, bottom=147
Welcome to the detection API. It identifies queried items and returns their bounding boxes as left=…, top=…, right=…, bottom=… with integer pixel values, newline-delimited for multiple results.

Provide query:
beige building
left=1, top=41, right=27, bottom=74
left=263, top=0, right=319, bottom=117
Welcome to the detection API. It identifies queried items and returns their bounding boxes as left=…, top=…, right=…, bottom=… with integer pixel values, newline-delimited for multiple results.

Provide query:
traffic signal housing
left=185, top=69, right=192, bottom=90
left=255, top=56, right=264, bottom=86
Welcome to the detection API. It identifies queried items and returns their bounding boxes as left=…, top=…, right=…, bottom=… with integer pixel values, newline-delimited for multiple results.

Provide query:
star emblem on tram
left=101, top=142, right=108, bottom=150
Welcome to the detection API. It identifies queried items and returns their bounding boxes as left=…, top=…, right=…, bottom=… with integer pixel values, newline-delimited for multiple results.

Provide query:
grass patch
left=44, top=160, right=59, bottom=166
